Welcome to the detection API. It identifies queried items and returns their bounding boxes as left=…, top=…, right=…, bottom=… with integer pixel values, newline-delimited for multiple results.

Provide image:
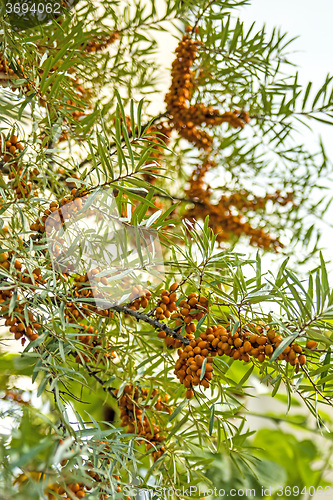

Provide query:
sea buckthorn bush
left=1, top=0, right=333, bottom=499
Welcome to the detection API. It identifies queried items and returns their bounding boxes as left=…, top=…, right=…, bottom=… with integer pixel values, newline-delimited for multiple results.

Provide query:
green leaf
left=270, top=332, right=299, bottom=363
left=209, top=404, right=215, bottom=436
left=168, top=399, right=188, bottom=422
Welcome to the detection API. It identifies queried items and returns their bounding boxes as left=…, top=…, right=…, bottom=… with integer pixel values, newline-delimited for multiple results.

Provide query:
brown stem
left=83, top=362, right=118, bottom=399
left=193, top=0, right=217, bottom=33
left=110, top=304, right=190, bottom=345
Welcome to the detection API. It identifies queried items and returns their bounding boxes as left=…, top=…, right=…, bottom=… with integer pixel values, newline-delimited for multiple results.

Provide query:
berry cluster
left=0, top=133, right=39, bottom=199
left=0, top=54, right=27, bottom=89
left=0, top=134, right=24, bottom=162
left=15, top=472, right=94, bottom=499
left=3, top=297, right=42, bottom=344
left=3, top=302, right=41, bottom=344
left=1, top=27, right=119, bottom=145
left=14, top=438, right=128, bottom=499
left=174, top=325, right=219, bottom=398
left=74, top=323, right=116, bottom=365
left=47, top=438, right=126, bottom=499
left=65, top=300, right=91, bottom=322
left=83, top=31, right=120, bottom=52
left=116, top=384, right=169, bottom=461
left=66, top=269, right=115, bottom=320
left=183, top=157, right=285, bottom=251
left=155, top=285, right=211, bottom=349
left=179, top=292, right=209, bottom=322
left=157, top=329, right=194, bottom=349
left=86, top=470, right=128, bottom=500
left=174, top=324, right=307, bottom=399
left=75, top=269, right=110, bottom=295
left=47, top=482, right=87, bottom=499
left=128, top=285, right=152, bottom=310
left=0, top=54, right=15, bottom=78
left=30, top=189, right=90, bottom=235
left=165, top=30, right=250, bottom=150
left=65, top=297, right=113, bottom=323
left=218, top=189, right=296, bottom=212
left=48, top=473, right=126, bottom=499
left=167, top=292, right=209, bottom=338
left=0, top=389, right=30, bottom=406
left=0, top=252, right=42, bottom=344
left=8, top=164, right=39, bottom=199
left=155, top=282, right=179, bottom=320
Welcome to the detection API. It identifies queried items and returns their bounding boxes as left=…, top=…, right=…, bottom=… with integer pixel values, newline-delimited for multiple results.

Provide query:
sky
left=239, top=1, right=333, bottom=270
left=240, top=0, right=333, bottom=157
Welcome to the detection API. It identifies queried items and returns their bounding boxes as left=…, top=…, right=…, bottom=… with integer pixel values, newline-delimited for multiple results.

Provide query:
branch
left=193, top=0, right=217, bottom=33
left=71, top=297, right=190, bottom=344
left=110, top=304, right=190, bottom=345
left=110, top=188, right=204, bottom=206
left=83, top=362, right=118, bottom=399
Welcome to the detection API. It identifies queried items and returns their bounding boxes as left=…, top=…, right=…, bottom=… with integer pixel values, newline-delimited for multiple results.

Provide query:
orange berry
left=199, top=296, right=209, bottom=306
left=257, top=336, right=267, bottom=345
left=267, top=330, right=275, bottom=340
left=197, top=341, right=207, bottom=350
left=306, top=340, right=317, bottom=349
left=194, top=355, right=203, bottom=366
left=288, top=350, right=297, bottom=361
left=186, top=388, right=194, bottom=398
left=201, top=379, right=210, bottom=388
left=234, top=338, right=242, bottom=348
left=265, top=344, right=273, bottom=355
left=243, top=341, right=252, bottom=352
left=299, top=354, right=306, bottom=365
left=232, top=350, right=240, bottom=360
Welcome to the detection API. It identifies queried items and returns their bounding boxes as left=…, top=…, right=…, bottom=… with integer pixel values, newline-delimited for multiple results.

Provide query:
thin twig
left=300, top=365, right=333, bottom=408
left=83, top=362, right=118, bottom=399
left=163, top=465, right=182, bottom=500
left=193, top=0, right=217, bottom=33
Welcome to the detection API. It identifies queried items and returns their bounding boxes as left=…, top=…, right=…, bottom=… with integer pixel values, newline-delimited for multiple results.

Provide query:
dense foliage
left=1, top=1, right=333, bottom=499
